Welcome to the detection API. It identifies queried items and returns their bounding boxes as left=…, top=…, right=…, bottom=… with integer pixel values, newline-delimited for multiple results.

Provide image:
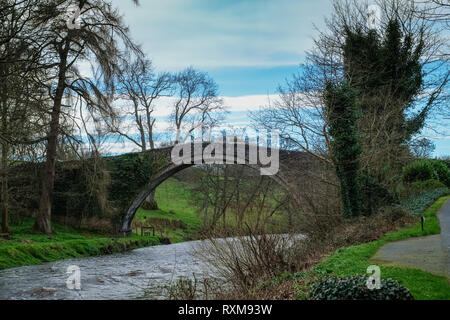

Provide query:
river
left=0, top=240, right=211, bottom=300
left=0, top=234, right=305, bottom=300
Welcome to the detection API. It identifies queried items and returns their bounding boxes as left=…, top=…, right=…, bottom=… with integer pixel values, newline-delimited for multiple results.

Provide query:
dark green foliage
left=52, top=160, right=103, bottom=222
left=309, top=275, right=414, bottom=300
left=403, top=159, right=450, bottom=187
left=6, top=152, right=159, bottom=232
left=7, top=162, right=40, bottom=216
left=411, top=179, right=447, bottom=194
left=106, top=153, right=154, bottom=209
left=344, top=19, right=424, bottom=138
left=442, top=159, right=450, bottom=170
left=401, top=188, right=449, bottom=215
left=342, top=19, right=425, bottom=190
left=359, top=174, right=398, bottom=216
left=403, top=159, right=438, bottom=183
left=430, top=160, right=450, bottom=187
left=325, top=82, right=362, bottom=218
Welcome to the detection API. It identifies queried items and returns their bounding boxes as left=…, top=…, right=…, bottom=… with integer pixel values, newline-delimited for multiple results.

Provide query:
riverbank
left=252, top=196, right=449, bottom=300
left=0, top=177, right=200, bottom=271
left=0, top=175, right=288, bottom=271
left=0, top=218, right=161, bottom=270
left=292, top=196, right=450, bottom=300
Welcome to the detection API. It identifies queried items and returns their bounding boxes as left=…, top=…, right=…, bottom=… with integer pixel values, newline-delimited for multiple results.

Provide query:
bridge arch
left=120, top=142, right=303, bottom=235
left=5, top=142, right=321, bottom=235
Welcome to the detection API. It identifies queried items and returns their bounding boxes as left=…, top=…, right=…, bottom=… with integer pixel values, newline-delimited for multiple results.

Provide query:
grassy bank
left=0, top=218, right=161, bottom=270
left=134, top=178, right=202, bottom=242
left=0, top=177, right=201, bottom=270
left=305, top=196, right=450, bottom=299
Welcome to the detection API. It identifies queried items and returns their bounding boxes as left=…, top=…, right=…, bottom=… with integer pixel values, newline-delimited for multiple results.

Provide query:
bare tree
left=30, top=0, right=141, bottom=234
left=113, top=56, right=173, bottom=151
left=417, top=1, right=449, bottom=39
left=415, top=0, right=450, bottom=123
left=171, top=67, right=224, bottom=144
left=0, top=0, right=42, bottom=69
left=0, top=0, right=53, bottom=233
left=190, top=164, right=291, bottom=234
left=252, top=0, right=448, bottom=191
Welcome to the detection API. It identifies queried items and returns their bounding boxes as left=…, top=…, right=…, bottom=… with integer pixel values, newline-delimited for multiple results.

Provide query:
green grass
left=0, top=218, right=160, bottom=270
left=310, top=196, right=450, bottom=300
left=0, top=178, right=197, bottom=269
left=134, top=178, right=202, bottom=242
left=0, top=175, right=286, bottom=270
left=135, top=177, right=290, bottom=241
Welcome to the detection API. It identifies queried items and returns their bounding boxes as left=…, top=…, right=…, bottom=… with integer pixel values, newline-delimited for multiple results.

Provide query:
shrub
left=403, top=160, right=438, bottom=183
left=359, top=174, right=398, bottom=216
left=377, top=205, right=410, bottom=223
left=401, top=188, right=449, bottom=215
left=163, top=277, right=221, bottom=300
left=402, top=159, right=450, bottom=187
left=430, top=160, right=450, bottom=187
left=442, top=159, right=450, bottom=170
left=309, top=275, right=414, bottom=300
left=410, top=179, right=447, bottom=194
left=194, top=231, right=306, bottom=292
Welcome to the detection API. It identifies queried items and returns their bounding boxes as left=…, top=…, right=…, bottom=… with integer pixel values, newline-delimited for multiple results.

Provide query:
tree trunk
left=0, top=68, right=9, bottom=234
left=142, top=189, right=158, bottom=210
left=134, top=99, right=146, bottom=151
left=34, top=45, right=69, bottom=234
left=175, top=125, right=181, bottom=144
left=1, top=143, right=9, bottom=234
left=148, top=119, right=155, bottom=150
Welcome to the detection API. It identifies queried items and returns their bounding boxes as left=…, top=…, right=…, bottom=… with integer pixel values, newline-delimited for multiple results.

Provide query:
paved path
left=372, top=199, right=450, bottom=279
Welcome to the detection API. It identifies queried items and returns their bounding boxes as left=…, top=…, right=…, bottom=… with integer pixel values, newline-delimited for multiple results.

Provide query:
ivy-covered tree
left=325, top=82, right=362, bottom=218
left=342, top=19, right=426, bottom=189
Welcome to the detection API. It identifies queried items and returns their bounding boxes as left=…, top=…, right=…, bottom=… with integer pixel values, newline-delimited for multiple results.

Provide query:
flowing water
left=0, top=234, right=305, bottom=300
left=0, top=240, right=210, bottom=300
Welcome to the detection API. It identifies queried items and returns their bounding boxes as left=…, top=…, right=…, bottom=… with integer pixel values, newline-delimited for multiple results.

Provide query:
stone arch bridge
left=7, top=142, right=324, bottom=235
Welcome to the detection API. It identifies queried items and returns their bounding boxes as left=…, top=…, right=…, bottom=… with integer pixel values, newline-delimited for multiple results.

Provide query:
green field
left=134, top=176, right=290, bottom=241
left=134, top=178, right=202, bottom=242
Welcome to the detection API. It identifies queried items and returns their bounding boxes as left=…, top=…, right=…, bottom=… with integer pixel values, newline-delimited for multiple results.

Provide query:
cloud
left=112, top=93, right=276, bottom=117
left=416, top=136, right=450, bottom=140
left=115, top=0, right=333, bottom=70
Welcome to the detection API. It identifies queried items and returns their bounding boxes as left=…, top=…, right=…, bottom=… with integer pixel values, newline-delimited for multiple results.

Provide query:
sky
left=109, top=0, right=449, bottom=157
